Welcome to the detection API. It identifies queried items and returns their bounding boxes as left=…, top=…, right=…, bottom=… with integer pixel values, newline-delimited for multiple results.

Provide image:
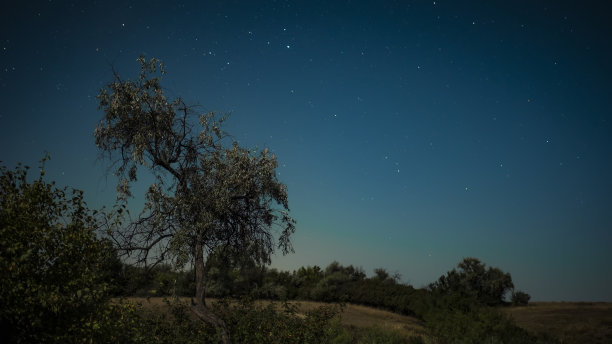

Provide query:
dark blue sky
left=2, top=1, right=611, bottom=301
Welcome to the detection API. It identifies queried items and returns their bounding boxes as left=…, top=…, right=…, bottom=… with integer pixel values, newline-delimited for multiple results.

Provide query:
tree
left=95, top=55, right=295, bottom=342
left=511, top=290, right=531, bottom=306
left=0, top=157, right=121, bottom=342
left=429, top=257, right=514, bottom=306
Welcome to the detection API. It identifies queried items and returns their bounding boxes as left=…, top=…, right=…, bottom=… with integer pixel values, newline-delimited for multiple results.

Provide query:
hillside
left=502, top=302, right=612, bottom=344
left=129, top=297, right=612, bottom=344
left=129, top=297, right=427, bottom=339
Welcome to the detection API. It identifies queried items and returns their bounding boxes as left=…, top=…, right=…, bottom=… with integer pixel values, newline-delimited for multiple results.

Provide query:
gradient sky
left=1, top=1, right=611, bottom=301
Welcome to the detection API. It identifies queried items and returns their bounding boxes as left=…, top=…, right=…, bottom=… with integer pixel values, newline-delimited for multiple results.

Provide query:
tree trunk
left=193, top=240, right=231, bottom=344
left=194, top=240, right=207, bottom=307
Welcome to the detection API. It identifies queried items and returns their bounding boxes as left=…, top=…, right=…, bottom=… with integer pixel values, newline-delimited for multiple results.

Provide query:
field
left=127, top=297, right=426, bottom=338
left=279, top=300, right=427, bottom=338
left=501, top=302, right=612, bottom=344
left=128, top=298, right=612, bottom=343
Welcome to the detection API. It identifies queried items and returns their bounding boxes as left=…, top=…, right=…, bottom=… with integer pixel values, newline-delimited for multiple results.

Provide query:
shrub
left=512, top=290, right=531, bottom=306
left=211, top=297, right=345, bottom=343
left=429, top=257, right=514, bottom=307
left=0, top=159, right=120, bottom=342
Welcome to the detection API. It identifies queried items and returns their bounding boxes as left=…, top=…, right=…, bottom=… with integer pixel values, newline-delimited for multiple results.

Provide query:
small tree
left=429, top=257, right=514, bottom=306
left=511, top=290, right=531, bottom=306
left=95, top=55, right=295, bottom=342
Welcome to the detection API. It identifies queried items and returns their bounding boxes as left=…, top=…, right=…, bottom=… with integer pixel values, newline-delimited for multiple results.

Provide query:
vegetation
left=4, top=56, right=601, bottom=343
left=501, top=302, right=612, bottom=344
left=95, top=55, right=295, bottom=342
left=128, top=297, right=427, bottom=344
left=110, top=256, right=556, bottom=343
left=1, top=155, right=563, bottom=344
left=428, top=257, right=514, bottom=306
left=512, top=290, right=531, bottom=306
left=0, top=157, right=134, bottom=343
left=0, top=158, right=413, bottom=343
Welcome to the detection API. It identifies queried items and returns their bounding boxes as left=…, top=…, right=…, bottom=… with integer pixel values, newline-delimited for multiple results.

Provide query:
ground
left=501, top=302, right=612, bottom=344
left=126, top=297, right=612, bottom=343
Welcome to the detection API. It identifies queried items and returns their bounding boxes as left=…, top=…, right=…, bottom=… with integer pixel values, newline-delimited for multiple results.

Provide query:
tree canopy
left=428, top=257, right=515, bottom=306
left=95, top=55, right=295, bottom=341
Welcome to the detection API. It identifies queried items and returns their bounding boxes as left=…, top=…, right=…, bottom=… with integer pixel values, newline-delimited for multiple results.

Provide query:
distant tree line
left=110, top=249, right=547, bottom=343
left=111, top=249, right=530, bottom=307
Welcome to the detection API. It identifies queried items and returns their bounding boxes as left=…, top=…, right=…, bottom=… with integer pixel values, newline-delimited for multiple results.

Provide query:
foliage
left=95, top=55, right=296, bottom=341
left=107, top=257, right=547, bottom=342
left=212, top=297, right=344, bottom=343
left=128, top=298, right=216, bottom=343
left=512, top=290, right=531, bottom=306
left=0, top=158, right=133, bottom=342
left=429, top=257, right=514, bottom=306
left=351, top=326, right=425, bottom=344
left=125, top=297, right=346, bottom=343
left=419, top=259, right=551, bottom=343
left=425, top=310, right=545, bottom=343
left=95, top=54, right=295, bottom=269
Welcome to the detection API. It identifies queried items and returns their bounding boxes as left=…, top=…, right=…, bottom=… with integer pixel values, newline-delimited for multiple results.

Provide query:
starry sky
left=1, top=1, right=611, bottom=302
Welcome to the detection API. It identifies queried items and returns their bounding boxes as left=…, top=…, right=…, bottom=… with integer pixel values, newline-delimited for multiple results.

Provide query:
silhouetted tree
left=511, top=290, right=531, bottom=306
left=429, top=257, right=514, bottom=306
left=374, top=268, right=391, bottom=281
left=95, top=55, right=295, bottom=343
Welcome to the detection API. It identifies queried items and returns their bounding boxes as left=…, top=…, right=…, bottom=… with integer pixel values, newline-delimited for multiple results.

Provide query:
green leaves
left=429, top=257, right=514, bottom=307
left=95, top=56, right=297, bottom=343
left=0, top=160, right=124, bottom=342
left=95, top=54, right=295, bottom=281
left=512, top=290, right=531, bottom=306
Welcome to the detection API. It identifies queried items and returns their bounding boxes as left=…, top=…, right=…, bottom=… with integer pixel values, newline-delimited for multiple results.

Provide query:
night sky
left=2, top=1, right=611, bottom=302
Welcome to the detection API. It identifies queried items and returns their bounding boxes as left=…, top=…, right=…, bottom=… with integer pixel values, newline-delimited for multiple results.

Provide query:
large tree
left=95, top=55, right=295, bottom=342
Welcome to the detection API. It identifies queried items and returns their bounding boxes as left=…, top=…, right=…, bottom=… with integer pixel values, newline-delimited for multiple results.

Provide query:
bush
left=130, top=298, right=215, bottom=343
left=421, top=292, right=556, bottom=344
left=347, top=325, right=425, bottom=344
left=211, top=297, right=345, bottom=343
left=0, top=158, right=139, bottom=342
left=429, top=257, right=514, bottom=307
left=512, top=290, right=531, bottom=306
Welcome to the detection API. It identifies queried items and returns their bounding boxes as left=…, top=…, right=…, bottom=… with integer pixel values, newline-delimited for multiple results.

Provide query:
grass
left=125, top=297, right=612, bottom=343
left=125, top=297, right=427, bottom=341
left=501, top=302, right=612, bottom=344
left=291, top=300, right=426, bottom=338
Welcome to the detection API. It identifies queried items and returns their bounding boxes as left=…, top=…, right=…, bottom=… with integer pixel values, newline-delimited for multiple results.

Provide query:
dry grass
left=501, top=302, right=612, bottom=344
left=124, top=296, right=190, bottom=309
left=124, top=298, right=612, bottom=343
left=123, top=297, right=426, bottom=337
left=289, top=300, right=426, bottom=337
